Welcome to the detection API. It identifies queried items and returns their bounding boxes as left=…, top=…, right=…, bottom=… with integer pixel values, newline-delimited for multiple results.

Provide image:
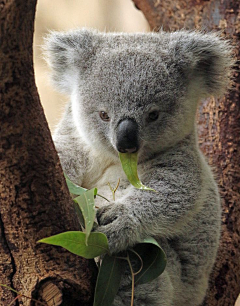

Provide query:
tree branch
left=0, top=0, right=97, bottom=305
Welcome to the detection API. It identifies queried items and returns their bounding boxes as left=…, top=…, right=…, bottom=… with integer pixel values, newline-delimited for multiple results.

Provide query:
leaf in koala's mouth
left=118, top=152, right=155, bottom=191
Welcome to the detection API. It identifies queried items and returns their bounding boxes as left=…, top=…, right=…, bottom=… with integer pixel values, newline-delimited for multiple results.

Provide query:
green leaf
left=73, top=201, right=85, bottom=228
left=65, top=174, right=108, bottom=203
left=38, top=231, right=109, bottom=259
left=74, top=188, right=97, bottom=245
left=118, top=152, right=155, bottom=191
left=64, top=173, right=87, bottom=195
left=93, top=254, right=125, bottom=306
left=130, top=237, right=167, bottom=285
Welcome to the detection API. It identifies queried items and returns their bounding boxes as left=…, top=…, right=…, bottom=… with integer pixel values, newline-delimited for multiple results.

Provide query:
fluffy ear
left=168, top=31, right=234, bottom=97
left=43, top=28, right=99, bottom=94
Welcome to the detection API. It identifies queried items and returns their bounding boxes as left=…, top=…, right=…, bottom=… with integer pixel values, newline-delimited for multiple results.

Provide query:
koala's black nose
left=116, top=118, right=139, bottom=153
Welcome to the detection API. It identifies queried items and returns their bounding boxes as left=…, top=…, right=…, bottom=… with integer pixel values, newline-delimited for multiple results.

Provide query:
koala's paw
left=96, top=203, right=139, bottom=254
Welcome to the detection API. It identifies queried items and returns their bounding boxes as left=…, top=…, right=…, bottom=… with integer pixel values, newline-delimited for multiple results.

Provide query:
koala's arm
left=53, top=113, right=89, bottom=186
left=53, top=137, right=85, bottom=186
left=97, top=151, right=203, bottom=254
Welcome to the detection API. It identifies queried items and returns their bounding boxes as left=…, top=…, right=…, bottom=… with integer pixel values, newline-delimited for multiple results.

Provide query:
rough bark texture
left=132, top=0, right=240, bottom=305
left=0, top=1, right=97, bottom=305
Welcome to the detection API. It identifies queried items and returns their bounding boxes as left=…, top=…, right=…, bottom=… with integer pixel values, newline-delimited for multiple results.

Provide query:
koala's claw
left=97, top=222, right=132, bottom=254
left=96, top=204, right=116, bottom=226
left=96, top=205, right=122, bottom=253
left=97, top=203, right=123, bottom=226
left=95, top=204, right=140, bottom=254
left=96, top=224, right=118, bottom=254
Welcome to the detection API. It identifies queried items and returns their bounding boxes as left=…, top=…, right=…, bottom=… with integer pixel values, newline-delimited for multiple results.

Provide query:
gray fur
left=44, top=29, right=233, bottom=306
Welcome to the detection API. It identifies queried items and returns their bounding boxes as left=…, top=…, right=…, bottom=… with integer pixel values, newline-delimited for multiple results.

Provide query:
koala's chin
left=45, top=28, right=233, bottom=306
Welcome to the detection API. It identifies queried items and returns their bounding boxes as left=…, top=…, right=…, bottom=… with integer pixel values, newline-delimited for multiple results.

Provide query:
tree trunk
left=132, top=0, right=240, bottom=305
left=0, top=1, right=97, bottom=305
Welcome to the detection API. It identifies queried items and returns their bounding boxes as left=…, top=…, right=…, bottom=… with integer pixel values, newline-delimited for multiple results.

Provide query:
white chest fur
left=81, top=155, right=132, bottom=207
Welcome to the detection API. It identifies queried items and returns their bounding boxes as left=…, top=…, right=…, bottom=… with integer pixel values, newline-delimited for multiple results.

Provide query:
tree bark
left=0, top=1, right=97, bottom=305
left=132, top=0, right=240, bottom=305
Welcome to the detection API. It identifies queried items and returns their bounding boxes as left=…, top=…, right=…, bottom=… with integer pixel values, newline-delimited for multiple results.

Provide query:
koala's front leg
left=53, top=132, right=88, bottom=186
left=97, top=202, right=142, bottom=254
left=97, top=160, right=201, bottom=254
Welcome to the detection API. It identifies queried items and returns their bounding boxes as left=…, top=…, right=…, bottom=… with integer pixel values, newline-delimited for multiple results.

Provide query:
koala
left=44, top=29, right=232, bottom=306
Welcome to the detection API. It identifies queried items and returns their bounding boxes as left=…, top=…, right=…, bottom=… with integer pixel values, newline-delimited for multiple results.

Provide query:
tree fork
left=0, top=0, right=97, bottom=305
left=132, top=0, right=240, bottom=305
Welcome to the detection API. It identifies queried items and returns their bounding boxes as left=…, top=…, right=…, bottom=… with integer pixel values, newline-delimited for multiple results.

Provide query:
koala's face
left=76, top=49, right=189, bottom=157
left=45, top=29, right=232, bottom=158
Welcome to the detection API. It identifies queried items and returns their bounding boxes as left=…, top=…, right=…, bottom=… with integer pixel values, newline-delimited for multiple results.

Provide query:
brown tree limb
left=0, top=0, right=97, bottom=305
left=132, top=0, right=240, bottom=305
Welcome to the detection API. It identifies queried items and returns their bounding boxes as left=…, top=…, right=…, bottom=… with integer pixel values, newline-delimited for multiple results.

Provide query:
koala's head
left=44, top=29, right=232, bottom=158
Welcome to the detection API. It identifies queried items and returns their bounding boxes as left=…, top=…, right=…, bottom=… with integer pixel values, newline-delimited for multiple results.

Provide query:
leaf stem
left=113, top=178, right=121, bottom=194
left=115, top=256, right=128, bottom=261
left=107, top=178, right=121, bottom=201
left=8, top=295, right=22, bottom=306
left=97, top=193, right=110, bottom=202
left=126, top=252, right=135, bottom=306
left=128, top=249, right=144, bottom=275
left=107, top=182, right=115, bottom=200
left=0, top=284, right=47, bottom=306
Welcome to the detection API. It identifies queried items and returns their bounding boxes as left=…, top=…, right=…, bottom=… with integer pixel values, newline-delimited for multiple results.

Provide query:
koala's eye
left=99, top=111, right=110, bottom=122
left=148, top=111, right=159, bottom=122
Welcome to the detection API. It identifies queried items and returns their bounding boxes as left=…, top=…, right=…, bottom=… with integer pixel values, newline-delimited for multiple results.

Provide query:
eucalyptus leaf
left=64, top=173, right=87, bottom=195
left=118, top=152, right=155, bottom=191
left=130, top=237, right=167, bottom=285
left=74, top=188, right=97, bottom=245
left=93, top=254, right=125, bottom=306
left=73, top=201, right=85, bottom=229
left=65, top=174, right=107, bottom=201
left=38, top=231, right=109, bottom=259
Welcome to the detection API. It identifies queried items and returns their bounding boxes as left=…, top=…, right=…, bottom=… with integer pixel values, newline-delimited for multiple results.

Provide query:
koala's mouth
left=115, top=118, right=139, bottom=154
